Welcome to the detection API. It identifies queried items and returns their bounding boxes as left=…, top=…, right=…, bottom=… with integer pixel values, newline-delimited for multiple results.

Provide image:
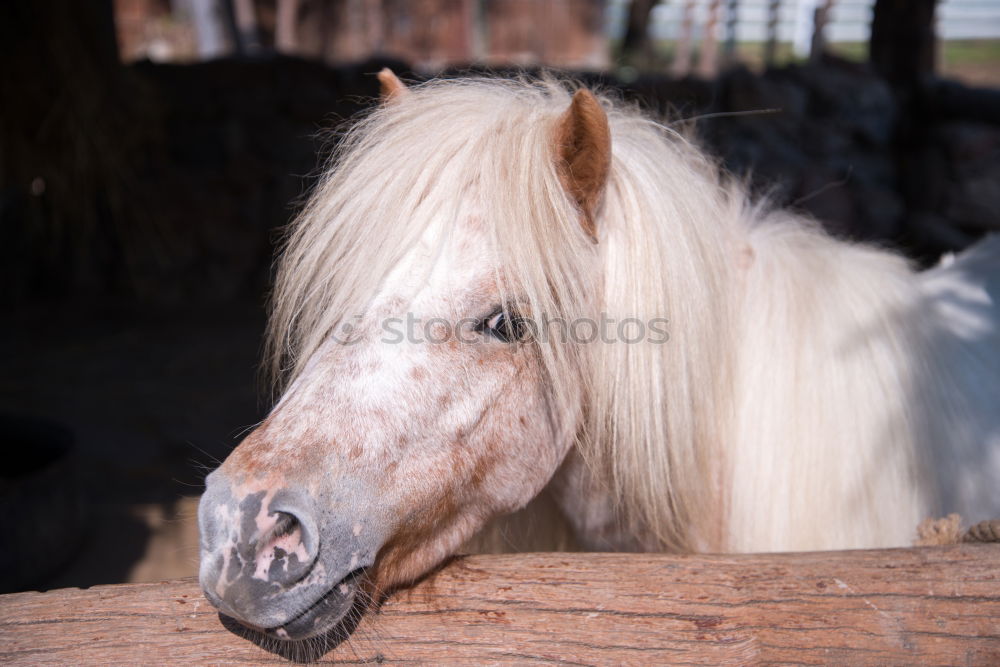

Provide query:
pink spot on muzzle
left=253, top=522, right=311, bottom=582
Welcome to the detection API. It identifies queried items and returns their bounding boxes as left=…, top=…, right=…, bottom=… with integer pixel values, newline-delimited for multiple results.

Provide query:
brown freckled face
left=201, top=201, right=580, bottom=633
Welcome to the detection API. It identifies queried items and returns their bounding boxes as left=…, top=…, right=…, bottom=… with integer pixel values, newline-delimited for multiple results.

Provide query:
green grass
left=940, top=39, right=1000, bottom=65
left=630, top=39, right=1000, bottom=86
left=827, top=41, right=867, bottom=62
left=827, top=39, right=1000, bottom=67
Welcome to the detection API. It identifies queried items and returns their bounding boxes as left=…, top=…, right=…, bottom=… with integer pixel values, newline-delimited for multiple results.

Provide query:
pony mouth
left=260, top=569, right=366, bottom=641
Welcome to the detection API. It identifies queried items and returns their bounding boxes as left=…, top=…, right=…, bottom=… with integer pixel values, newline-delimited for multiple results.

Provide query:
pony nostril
left=272, top=512, right=298, bottom=540
left=252, top=509, right=317, bottom=585
left=254, top=510, right=305, bottom=551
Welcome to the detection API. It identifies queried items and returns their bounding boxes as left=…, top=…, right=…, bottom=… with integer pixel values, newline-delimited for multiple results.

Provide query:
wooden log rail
left=1, top=545, right=998, bottom=665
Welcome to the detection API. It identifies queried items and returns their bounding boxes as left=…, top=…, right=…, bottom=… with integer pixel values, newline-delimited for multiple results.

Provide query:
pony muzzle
left=197, top=469, right=380, bottom=640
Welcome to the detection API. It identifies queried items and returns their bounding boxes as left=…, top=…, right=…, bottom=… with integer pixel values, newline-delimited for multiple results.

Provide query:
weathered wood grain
left=1, top=545, right=998, bottom=665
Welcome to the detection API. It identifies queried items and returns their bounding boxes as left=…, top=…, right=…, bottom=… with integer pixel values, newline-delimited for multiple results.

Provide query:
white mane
left=267, top=75, right=1000, bottom=553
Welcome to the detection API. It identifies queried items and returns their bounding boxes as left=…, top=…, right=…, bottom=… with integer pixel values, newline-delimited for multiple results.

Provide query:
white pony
left=197, top=71, right=1000, bottom=641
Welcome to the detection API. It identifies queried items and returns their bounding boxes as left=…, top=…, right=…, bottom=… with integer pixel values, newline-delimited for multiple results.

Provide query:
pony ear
left=377, top=68, right=409, bottom=103
left=553, top=89, right=611, bottom=243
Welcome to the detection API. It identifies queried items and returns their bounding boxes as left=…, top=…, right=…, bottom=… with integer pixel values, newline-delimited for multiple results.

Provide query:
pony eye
left=482, top=310, right=528, bottom=343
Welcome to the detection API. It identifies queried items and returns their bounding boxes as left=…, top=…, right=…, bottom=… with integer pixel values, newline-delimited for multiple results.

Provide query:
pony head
left=198, top=71, right=737, bottom=640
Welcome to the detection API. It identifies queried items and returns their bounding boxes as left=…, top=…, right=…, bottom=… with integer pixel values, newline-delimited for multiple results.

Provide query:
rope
left=915, top=514, right=1000, bottom=546
left=963, top=519, right=1000, bottom=543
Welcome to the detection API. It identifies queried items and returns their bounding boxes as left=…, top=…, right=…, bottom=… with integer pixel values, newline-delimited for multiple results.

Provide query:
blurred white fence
left=610, top=0, right=1000, bottom=57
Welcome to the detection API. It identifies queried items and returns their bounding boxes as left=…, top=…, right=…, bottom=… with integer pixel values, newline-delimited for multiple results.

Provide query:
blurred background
left=1, top=0, right=998, bottom=594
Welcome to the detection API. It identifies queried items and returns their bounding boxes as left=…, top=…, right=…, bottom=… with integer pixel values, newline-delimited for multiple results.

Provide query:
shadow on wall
left=0, top=303, right=267, bottom=592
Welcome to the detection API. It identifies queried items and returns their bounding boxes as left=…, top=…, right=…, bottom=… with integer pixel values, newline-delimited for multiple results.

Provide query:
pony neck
left=724, top=213, right=932, bottom=551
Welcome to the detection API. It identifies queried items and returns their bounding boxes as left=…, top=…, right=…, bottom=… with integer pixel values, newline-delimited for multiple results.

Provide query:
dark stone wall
left=610, top=59, right=1000, bottom=263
